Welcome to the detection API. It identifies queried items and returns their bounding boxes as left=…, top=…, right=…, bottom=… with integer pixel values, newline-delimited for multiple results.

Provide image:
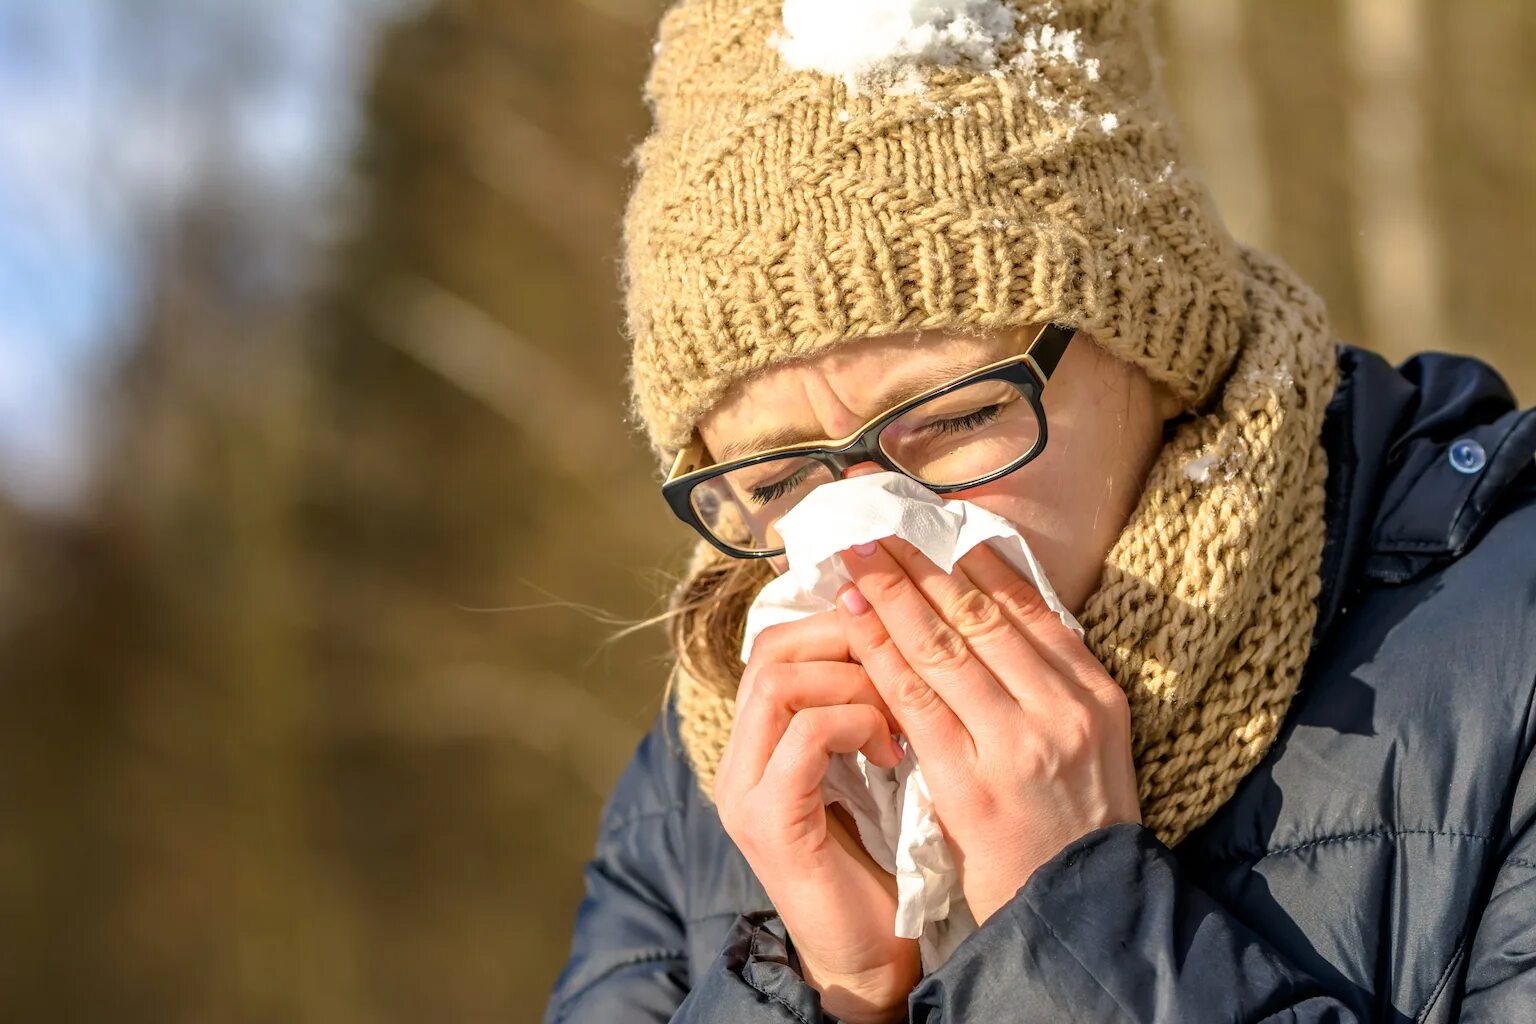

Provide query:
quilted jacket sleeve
left=540, top=703, right=691, bottom=1023
left=904, top=821, right=1365, bottom=1022
left=542, top=701, right=847, bottom=1023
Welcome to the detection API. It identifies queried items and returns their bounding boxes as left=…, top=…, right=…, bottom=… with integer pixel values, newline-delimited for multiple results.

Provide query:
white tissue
left=738, top=471, right=1084, bottom=974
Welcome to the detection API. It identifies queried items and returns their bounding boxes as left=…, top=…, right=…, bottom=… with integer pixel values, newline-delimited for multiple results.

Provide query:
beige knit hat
left=623, top=0, right=1250, bottom=466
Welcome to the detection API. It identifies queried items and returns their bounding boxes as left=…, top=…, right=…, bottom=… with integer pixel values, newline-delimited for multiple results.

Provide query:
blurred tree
left=0, top=1, right=681, bottom=1019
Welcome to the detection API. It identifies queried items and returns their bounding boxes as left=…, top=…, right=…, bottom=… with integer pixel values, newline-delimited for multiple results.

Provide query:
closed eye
left=748, top=463, right=816, bottom=506
left=921, top=404, right=1004, bottom=435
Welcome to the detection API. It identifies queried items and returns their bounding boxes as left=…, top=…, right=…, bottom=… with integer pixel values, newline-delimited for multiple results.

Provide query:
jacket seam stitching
left=550, top=948, right=689, bottom=1024
left=1414, top=927, right=1470, bottom=1024
left=1201, top=827, right=1490, bottom=865
left=599, top=804, right=684, bottom=837
left=1485, top=665, right=1536, bottom=867
left=1372, top=538, right=1460, bottom=551
left=1416, top=667, right=1536, bottom=1021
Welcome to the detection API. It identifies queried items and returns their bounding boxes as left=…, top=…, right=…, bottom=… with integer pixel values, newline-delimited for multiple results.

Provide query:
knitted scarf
left=667, top=241, right=1338, bottom=849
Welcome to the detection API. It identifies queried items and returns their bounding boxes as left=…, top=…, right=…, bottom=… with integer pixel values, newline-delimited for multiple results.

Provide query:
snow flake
left=1184, top=452, right=1220, bottom=483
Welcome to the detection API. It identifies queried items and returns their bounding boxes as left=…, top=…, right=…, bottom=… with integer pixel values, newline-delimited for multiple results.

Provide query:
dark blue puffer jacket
left=542, top=344, right=1536, bottom=1023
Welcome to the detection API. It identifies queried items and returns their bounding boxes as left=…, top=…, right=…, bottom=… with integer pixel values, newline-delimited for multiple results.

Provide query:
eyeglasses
left=661, top=321, right=1076, bottom=559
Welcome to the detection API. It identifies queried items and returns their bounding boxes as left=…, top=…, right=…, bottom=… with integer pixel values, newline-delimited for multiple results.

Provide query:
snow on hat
left=621, top=0, right=1251, bottom=467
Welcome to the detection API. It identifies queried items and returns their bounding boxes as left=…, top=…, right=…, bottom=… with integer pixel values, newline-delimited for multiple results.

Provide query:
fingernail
left=889, top=734, right=905, bottom=762
left=839, top=585, right=870, bottom=615
left=852, top=541, right=878, bottom=557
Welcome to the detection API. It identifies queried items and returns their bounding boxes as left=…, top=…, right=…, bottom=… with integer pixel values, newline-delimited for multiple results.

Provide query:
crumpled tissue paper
left=738, top=470, right=1084, bottom=974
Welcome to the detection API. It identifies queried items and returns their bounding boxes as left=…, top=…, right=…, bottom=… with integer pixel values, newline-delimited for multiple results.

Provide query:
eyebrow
left=711, top=356, right=990, bottom=462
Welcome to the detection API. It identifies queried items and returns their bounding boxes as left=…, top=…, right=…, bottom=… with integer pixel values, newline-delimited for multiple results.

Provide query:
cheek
left=949, top=444, right=1126, bottom=557
left=944, top=472, right=1102, bottom=610
left=943, top=469, right=1066, bottom=539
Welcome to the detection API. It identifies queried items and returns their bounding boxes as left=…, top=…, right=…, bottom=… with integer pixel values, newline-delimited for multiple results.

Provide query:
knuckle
left=864, top=629, right=900, bottom=662
left=1103, top=693, right=1134, bottom=745
left=892, top=669, right=944, bottom=716
left=783, top=707, right=822, bottom=749
left=1057, top=703, right=1100, bottom=757
left=911, top=623, right=970, bottom=674
left=753, top=663, right=788, bottom=708
left=752, top=621, right=792, bottom=660
left=948, top=588, right=1009, bottom=640
left=860, top=572, right=906, bottom=606
left=998, top=577, right=1052, bottom=625
left=1097, top=683, right=1132, bottom=725
left=862, top=631, right=906, bottom=677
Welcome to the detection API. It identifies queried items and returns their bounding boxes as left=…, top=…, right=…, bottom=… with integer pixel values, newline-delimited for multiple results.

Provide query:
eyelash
left=746, top=404, right=1005, bottom=506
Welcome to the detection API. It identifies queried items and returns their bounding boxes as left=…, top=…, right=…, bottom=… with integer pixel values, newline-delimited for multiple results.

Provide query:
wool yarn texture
left=625, top=0, right=1340, bottom=851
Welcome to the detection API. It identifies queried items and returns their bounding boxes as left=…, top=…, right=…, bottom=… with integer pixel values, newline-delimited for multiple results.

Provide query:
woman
left=544, top=1, right=1536, bottom=1021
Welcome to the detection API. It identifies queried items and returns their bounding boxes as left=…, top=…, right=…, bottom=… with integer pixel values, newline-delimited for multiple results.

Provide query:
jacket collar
left=1313, top=344, right=1536, bottom=648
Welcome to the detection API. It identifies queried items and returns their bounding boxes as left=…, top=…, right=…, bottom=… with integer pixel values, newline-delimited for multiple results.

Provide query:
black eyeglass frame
left=661, top=321, right=1078, bottom=559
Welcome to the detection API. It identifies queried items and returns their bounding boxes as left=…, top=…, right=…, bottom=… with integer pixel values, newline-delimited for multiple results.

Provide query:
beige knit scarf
left=667, top=242, right=1338, bottom=850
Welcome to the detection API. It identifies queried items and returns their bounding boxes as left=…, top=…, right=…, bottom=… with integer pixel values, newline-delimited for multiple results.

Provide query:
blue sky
left=0, top=3, right=132, bottom=512
left=0, top=0, right=408, bottom=513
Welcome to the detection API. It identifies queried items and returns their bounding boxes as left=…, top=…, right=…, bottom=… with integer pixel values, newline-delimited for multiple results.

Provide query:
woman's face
left=695, top=326, right=1185, bottom=617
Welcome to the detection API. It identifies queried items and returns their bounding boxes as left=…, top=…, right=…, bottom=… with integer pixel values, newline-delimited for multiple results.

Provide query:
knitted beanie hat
left=624, top=0, right=1247, bottom=467
left=621, top=0, right=1339, bottom=850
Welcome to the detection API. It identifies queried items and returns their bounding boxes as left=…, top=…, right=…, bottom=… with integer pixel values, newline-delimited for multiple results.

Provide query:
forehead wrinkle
left=710, top=348, right=1000, bottom=462
left=806, top=369, right=862, bottom=438
left=709, top=364, right=818, bottom=462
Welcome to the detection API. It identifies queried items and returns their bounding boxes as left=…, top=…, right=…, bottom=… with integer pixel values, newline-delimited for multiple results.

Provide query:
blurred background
left=0, top=0, right=1530, bottom=1019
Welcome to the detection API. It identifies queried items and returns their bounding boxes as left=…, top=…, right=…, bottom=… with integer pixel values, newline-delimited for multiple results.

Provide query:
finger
left=759, top=704, right=903, bottom=821
left=956, top=540, right=1108, bottom=694
left=720, top=611, right=883, bottom=798
left=737, top=608, right=853, bottom=713
left=731, top=661, right=901, bottom=783
left=837, top=539, right=1015, bottom=730
left=834, top=579, right=988, bottom=772
left=882, top=535, right=1080, bottom=710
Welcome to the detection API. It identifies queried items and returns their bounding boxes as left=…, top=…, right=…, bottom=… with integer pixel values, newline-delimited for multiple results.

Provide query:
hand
left=834, top=536, right=1142, bottom=927
left=713, top=609, right=920, bottom=1024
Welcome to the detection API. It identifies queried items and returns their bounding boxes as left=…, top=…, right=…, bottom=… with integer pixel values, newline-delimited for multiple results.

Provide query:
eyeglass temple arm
left=1027, top=323, right=1076, bottom=381
left=665, top=432, right=710, bottom=483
